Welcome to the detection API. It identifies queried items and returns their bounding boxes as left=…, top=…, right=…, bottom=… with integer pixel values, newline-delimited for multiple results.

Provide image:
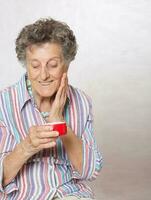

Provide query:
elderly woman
left=0, top=18, right=103, bottom=200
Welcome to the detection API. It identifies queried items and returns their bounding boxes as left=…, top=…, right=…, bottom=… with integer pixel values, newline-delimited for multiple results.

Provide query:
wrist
left=48, top=116, right=65, bottom=123
left=14, top=142, right=31, bottom=163
left=19, top=137, right=36, bottom=159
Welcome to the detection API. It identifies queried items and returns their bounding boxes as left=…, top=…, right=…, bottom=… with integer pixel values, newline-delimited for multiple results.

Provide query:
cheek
left=55, top=78, right=62, bottom=89
left=52, top=68, right=64, bottom=79
left=27, top=69, right=39, bottom=80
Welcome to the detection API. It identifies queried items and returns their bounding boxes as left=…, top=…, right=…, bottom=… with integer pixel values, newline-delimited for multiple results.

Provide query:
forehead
left=26, top=42, right=63, bottom=61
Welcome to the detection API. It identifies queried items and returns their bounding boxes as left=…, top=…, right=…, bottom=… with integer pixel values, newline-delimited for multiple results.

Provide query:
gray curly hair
left=15, top=18, right=78, bottom=65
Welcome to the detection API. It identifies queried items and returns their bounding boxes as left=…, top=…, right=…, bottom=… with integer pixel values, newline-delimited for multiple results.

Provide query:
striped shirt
left=0, top=74, right=103, bottom=200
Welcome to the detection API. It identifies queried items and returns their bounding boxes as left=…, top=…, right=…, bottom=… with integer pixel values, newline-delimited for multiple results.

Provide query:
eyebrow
left=29, top=57, right=61, bottom=62
left=48, top=57, right=61, bottom=61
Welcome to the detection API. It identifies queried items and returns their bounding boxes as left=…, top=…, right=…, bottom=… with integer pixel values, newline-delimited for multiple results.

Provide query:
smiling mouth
left=39, top=80, right=54, bottom=86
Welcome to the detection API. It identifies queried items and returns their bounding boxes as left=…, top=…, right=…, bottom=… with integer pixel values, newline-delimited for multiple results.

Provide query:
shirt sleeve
left=71, top=98, right=103, bottom=181
left=0, top=122, right=19, bottom=195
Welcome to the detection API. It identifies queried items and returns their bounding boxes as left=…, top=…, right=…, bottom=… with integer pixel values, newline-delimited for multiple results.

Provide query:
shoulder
left=0, top=82, right=18, bottom=100
left=0, top=74, right=25, bottom=99
left=0, top=84, right=16, bottom=121
left=0, top=79, right=21, bottom=116
left=0, top=76, right=24, bottom=125
left=68, top=85, right=92, bottom=110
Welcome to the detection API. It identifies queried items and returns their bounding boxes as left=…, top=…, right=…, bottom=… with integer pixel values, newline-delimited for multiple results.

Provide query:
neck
left=33, top=92, right=55, bottom=112
left=26, top=78, right=55, bottom=112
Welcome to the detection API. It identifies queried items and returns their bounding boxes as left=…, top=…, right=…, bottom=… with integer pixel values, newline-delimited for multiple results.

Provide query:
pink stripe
left=11, top=88, right=26, bottom=139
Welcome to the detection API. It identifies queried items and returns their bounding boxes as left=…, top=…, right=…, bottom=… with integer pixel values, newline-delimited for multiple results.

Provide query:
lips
left=39, top=80, right=54, bottom=86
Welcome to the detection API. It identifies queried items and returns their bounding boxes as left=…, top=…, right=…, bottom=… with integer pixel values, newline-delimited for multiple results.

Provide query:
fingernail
left=55, top=131, right=59, bottom=136
left=52, top=141, right=56, bottom=146
left=49, top=126, right=53, bottom=131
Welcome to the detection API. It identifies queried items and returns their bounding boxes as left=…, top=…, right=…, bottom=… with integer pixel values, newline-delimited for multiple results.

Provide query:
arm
left=1, top=125, right=59, bottom=190
left=48, top=73, right=103, bottom=180
left=0, top=124, right=18, bottom=194
left=47, top=73, right=83, bottom=174
left=63, top=104, right=103, bottom=181
left=2, top=140, right=30, bottom=187
left=79, top=111, right=103, bottom=181
left=61, top=126, right=83, bottom=174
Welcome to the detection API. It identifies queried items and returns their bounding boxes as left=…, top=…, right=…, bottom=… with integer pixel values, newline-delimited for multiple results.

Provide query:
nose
left=40, top=66, right=50, bottom=80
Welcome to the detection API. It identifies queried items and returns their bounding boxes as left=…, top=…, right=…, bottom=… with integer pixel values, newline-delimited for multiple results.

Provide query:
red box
left=47, top=122, right=67, bottom=136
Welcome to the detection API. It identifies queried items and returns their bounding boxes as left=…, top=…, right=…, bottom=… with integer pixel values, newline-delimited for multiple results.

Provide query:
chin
left=38, top=89, right=57, bottom=99
left=33, top=82, right=60, bottom=99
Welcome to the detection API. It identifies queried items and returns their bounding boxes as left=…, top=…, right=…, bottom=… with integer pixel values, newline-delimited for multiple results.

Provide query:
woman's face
left=26, top=42, right=67, bottom=99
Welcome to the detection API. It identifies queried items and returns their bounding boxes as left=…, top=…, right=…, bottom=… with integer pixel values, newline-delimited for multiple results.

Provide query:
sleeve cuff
left=70, top=140, right=96, bottom=180
left=81, top=140, right=96, bottom=180
left=0, top=153, right=18, bottom=194
left=71, top=140, right=103, bottom=181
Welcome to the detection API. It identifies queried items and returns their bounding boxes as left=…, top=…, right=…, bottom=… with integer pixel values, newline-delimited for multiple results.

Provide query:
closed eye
left=32, top=65, right=40, bottom=68
left=47, top=60, right=58, bottom=68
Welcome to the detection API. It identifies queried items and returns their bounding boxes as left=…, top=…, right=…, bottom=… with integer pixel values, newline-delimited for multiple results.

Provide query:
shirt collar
left=19, top=73, right=31, bottom=111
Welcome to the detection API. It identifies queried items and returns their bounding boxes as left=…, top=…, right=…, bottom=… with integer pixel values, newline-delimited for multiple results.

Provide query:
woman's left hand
left=48, top=73, right=68, bottom=122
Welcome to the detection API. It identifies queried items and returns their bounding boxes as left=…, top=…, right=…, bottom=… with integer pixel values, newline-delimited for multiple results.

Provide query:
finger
left=55, top=73, right=67, bottom=100
left=58, top=74, right=67, bottom=100
left=64, top=74, right=68, bottom=97
left=36, top=125, right=53, bottom=132
left=61, top=73, right=67, bottom=87
left=65, top=74, right=68, bottom=87
left=49, top=73, right=67, bottom=117
left=39, top=141, right=56, bottom=149
left=37, top=131, right=59, bottom=139
left=38, top=137, right=57, bottom=144
left=60, top=87, right=67, bottom=106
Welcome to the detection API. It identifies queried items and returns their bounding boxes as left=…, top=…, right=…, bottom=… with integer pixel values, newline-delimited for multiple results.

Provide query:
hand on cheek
left=48, top=73, right=68, bottom=122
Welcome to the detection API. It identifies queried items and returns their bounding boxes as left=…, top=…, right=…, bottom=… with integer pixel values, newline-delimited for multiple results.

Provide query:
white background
left=0, top=0, right=151, bottom=199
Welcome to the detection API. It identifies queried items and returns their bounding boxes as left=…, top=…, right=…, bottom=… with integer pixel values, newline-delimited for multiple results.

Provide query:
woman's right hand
left=22, top=125, right=59, bottom=157
left=3, top=125, right=58, bottom=186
